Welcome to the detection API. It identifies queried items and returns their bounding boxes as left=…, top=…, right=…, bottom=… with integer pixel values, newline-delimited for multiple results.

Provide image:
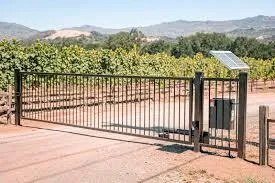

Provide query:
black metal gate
left=14, top=70, right=247, bottom=158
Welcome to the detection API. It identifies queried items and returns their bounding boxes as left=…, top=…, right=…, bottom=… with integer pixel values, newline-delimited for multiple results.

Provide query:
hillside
left=227, top=28, right=275, bottom=40
left=0, top=22, right=38, bottom=40
left=1, top=15, right=275, bottom=40
left=69, top=15, right=275, bottom=38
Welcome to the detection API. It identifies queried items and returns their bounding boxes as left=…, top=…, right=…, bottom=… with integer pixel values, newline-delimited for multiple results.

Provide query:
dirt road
left=0, top=92, right=275, bottom=183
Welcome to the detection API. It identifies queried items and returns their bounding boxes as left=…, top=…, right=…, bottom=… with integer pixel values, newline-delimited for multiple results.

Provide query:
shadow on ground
left=22, top=124, right=194, bottom=154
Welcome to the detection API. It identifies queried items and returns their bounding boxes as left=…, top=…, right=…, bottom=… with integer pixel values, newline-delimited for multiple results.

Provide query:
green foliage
left=141, top=40, right=171, bottom=55
left=171, top=33, right=231, bottom=58
left=103, top=28, right=145, bottom=51
left=0, top=40, right=275, bottom=90
left=170, top=33, right=275, bottom=59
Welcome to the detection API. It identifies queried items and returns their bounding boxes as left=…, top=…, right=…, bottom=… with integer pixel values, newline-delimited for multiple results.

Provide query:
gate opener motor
left=209, top=98, right=235, bottom=130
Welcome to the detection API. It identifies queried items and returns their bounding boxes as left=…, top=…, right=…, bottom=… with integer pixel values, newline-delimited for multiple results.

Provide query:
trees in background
left=103, top=28, right=145, bottom=51
left=170, top=33, right=274, bottom=59
left=141, top=40, right=171, bottom=55
left=21, top=30, right=275, bottom=59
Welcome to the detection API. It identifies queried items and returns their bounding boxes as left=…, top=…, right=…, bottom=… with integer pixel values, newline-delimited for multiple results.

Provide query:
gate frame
left=14, top=70, right=248, bottom=159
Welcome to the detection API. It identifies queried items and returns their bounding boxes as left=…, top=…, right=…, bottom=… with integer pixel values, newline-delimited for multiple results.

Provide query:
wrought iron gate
left=14, top=70, right=247, bottom=158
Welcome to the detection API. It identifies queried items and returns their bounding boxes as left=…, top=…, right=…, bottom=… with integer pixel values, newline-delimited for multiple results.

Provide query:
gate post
left=15, top=69, right=22, bottom=126
left=238, top=72, right=248, bottom=159
left=259, top=105, right=269, bottom=165
left=194, top=72, right=204, bottom=152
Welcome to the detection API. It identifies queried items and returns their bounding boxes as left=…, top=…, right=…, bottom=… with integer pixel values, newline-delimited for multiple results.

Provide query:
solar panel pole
left=238, top=72, right=247, bottom=159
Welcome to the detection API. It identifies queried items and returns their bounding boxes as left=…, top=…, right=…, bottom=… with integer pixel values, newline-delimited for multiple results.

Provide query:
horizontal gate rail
left=20, top=71, right=193, bottom=80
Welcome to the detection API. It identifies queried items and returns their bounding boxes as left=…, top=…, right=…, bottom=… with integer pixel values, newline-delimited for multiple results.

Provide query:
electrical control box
left=209, top=98, right=235, bottom=130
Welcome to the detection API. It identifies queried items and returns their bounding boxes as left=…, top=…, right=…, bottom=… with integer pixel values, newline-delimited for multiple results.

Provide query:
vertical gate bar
left=215, top=79, right=218, bottom=146
left=101, top=77, right=104, bottom=129
left=31, top=75, right=34, bottom=118
left=238, top=72, right=248, bottom=159
left=22, top=74, right=25, bottom=118
left=168, top=79, right=170, bottom=136
left=97, top=76, right=100, bottom=128
left=45, top=76, right=51, bottom=121
left=163, top=79, right=166, bottom=138
left=42, top=75, right=45, bottom=121
left=130, top=78, right=133, bottom=134
left=73, top=76, right=76, bottom=125
left=53, top=75, right=56, bottom=122
left=194, top=72, right=203, bottom=152
left=38, top=75, right=41, bottom=120
left=56, top=75, right=58, bottom=122
left=118, top=78, right=120, bottom=131
left=189, top=79, right=193, bottom=143
left=144, top=79, right=146, bottom=135
left=228, top=80, right=232, bottom=156
left=113, top=77, right=116, bottom=131
left=26, top=75, right=29, bottom=118
left=122, top=78, right=124, bottom=132
left=126, top=78, right=128, bottom=133
left=48, top=75, right=53, bottom=122
left=31, top=75, right=35, bottom=119
left=139, top=78, right=141, bottom=135
left=58, top=75, right=61, bottom=123
left=81, top=76, right=83, bottom=126
left=135, top=78, right=137, bottom=134
left=33, top=75, right=36, bottom=119
left=178, top=79, right=181, bottom=141
left=71, top=76, right=74, bottom=124
left=158, top=79, right=161, bottom=134
left=184, top=80, right=187, bottom=141
left=173, top=79, right=176, bottom=140
left=86, top=76, right=89, bottom=127
left=222, top=80, right=225, bottom=147
left=267, top=113, right=270, bottom=166
left=15, top=69, right=22, bottom=126
left=65, top=75, right=68, bottom=124
left=149, top=79, right=151, bottom=136
left=94, top=77, right=96, bottom=128
left=153, top=79, right=156, bottom=137
left=76, top=76, right=79, bottom=125
left=61, top=76, right=64, bottom=124
left=208, top=80, right=211, bottom=145
left=236, top=81, right=239, bottom=149
left=105, top=77, right=108, bottom=130
left=109, top=77, right=112, bottom=130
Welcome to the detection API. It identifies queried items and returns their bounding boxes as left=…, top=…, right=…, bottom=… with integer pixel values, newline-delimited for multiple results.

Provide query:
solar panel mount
left=210, top=50, right=249, bottom=70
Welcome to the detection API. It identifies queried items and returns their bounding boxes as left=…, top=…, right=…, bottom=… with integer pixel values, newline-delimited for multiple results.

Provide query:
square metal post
left=194, top=72, right=204, bottom=152
left=238, top=72, right=247, bottom=159
left=15, top=69, right=22, bottom=126
left=259, top=105, right=269, bottom=165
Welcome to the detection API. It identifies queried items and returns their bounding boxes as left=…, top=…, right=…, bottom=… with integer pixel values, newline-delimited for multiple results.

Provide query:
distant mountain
left=1, top=15, right=275, bottom=40
left=0, top=22, right=38, bottom=40
left=69, top=15, right=275, bottom=38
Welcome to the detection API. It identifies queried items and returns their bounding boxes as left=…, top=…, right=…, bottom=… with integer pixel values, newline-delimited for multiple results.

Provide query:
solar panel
left=210, top=50, right=249, bottom=70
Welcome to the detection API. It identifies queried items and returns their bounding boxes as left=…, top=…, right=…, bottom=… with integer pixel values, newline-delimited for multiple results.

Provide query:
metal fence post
left=259, top=105, right=269, bottom=165
left=15, top=69, right=22, bottom=126
left=194, top=72, right=204, bottom=152
left=238, top=72, right=247, bottom=159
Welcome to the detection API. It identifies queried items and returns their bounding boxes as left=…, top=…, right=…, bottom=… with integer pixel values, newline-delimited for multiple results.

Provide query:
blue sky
left=0, top=0, right=274, bottom=31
